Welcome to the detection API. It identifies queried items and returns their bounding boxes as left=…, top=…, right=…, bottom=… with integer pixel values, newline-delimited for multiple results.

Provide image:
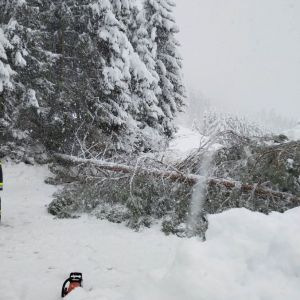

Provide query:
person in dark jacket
left=0, top=162, right=2, bottom=191
left=0, top=162, right=2, bottom=222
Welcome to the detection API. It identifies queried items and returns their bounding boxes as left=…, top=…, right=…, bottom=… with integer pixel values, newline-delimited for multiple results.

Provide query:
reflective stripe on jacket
left=0, top=162, right=3, bottom=190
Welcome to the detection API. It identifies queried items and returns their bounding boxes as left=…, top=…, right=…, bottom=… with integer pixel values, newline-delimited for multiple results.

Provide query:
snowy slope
left=283, top=122, right=300, bottom=141
left=166, top=126, right=211, bottom=162
left=1, top=163, right=300, bottom=300
left=0, top=163, right=179, bottom=300
left=169, top=127, right=204, bottom=154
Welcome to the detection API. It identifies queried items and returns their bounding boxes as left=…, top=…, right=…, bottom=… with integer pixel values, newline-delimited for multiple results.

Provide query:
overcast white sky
left=174, top=0, right=300, bottom=120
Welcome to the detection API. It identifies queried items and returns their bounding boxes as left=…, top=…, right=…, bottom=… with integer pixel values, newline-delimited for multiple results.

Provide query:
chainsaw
left=61, top=272, right=83, bottom=297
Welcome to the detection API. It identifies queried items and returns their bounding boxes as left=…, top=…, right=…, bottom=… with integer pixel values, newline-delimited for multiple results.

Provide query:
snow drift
left=129, top=208, right=300, bottom=300
left=1, top=163, right=299, bottom=300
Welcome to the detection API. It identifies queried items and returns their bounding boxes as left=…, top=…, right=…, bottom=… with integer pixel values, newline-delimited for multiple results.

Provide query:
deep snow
left=1, top=162, right=300, bottom=300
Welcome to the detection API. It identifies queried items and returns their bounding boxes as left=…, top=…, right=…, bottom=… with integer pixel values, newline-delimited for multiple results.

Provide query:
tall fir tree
left=0, top=0, right=186, bottom=158
left=0, top=0, right=61, bottom=152
left=0, top=27, right=14, bottom=93
left=0, top=25, right=15, bottom=141
left=144, top=0, right=186, bottom=138
left=129, top=4, right=166, bottom=150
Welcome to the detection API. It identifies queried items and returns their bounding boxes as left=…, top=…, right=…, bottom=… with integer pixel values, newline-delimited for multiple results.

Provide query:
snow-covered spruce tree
left=70, top=0, right=155, bottom=154
left=0, top=0, right=134, bottom=155
left=90, top=0, right=141, bottom=152
left=1, top=0, right=186, bottom=159
left=39, top=0, right=171, bottom=154
left=200, top=109, right=266, bottom=139
left=129, top=4, right=167, bottom=151
left=0, top=0, right=60, bottom=160
left=0, top=1, right=35, bottom=156
left=143, top=0, right=186, bottom=138
left=0, top=28, right=14, bottom=93
left=0, top=26, right=15, bottom=131
left=83, top=0, right=171, bottom=153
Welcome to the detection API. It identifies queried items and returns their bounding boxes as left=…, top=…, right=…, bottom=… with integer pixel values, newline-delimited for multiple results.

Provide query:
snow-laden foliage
left=0, top=27, right=14, bottom=93
left=47, top=155, right=203, bottom=237
left=47, top=133, right=300, bottom=237
left=144, top=0, right=186, bottom=137
left=0, top=0, right=185, bottom=160
left=181, top=88, right=296, bottom=135
left=196, top=109, right=268, bottom=139
left=0, top=0, right=56, bottom=160
left=0, top=26, right=15, bottom=149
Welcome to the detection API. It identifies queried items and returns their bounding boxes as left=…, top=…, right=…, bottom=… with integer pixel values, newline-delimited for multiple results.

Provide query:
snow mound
left=1, top=162, right=300, bottom=300
left=129, top=208, right=300, bottom=300
left=283, top=122, right=300, bottom=141
left=66, top=207, right=300, bottom=300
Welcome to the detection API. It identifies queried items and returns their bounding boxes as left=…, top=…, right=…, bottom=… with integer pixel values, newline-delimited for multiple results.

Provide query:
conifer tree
left=0, top=0, right=186, bottom=158
left=84, top=0, right=140, bottom=152
left=144, top=0, right=186, bottom=138
left=0, top=25, right=15, bottom=140
left=0, top=0, right=31, bottom=146
left=0, top=28, right=14, bottom=93
left=129, top=4, right=166, bottom=150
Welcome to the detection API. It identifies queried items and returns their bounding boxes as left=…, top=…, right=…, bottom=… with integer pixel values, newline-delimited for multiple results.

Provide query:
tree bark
left=54, top=153, right=300, bottom=205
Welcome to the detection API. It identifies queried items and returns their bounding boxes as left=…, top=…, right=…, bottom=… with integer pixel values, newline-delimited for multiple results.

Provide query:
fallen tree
left=53, top=153, right=300, bottom=209
left=46, top=131, right=300, bottom=238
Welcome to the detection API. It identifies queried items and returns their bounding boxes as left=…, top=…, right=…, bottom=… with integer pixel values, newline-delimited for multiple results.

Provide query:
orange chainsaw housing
left=61, top=272, right=83, bottom=297
left=67, top=281, right=81, bottom=294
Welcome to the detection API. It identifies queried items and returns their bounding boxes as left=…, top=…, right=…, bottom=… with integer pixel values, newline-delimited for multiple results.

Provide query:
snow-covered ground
left=1, top=162, right=300, bottom=300
left=166, top=126, right=213, bottom=162
left=169, top=127, right=204, bottom=155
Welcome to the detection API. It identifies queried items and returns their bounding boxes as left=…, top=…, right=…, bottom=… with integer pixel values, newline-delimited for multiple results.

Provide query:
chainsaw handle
left=61, top=278, right=70, bottom=298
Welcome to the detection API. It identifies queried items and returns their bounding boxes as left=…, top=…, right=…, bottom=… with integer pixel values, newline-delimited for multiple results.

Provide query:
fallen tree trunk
left=54, top=153, right=199, bottom=184
left=54, top=153, right=300, bottom=206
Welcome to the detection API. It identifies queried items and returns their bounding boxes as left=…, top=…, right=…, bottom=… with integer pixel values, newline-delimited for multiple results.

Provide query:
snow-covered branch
left=54, top=153, right=300, bottom=205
